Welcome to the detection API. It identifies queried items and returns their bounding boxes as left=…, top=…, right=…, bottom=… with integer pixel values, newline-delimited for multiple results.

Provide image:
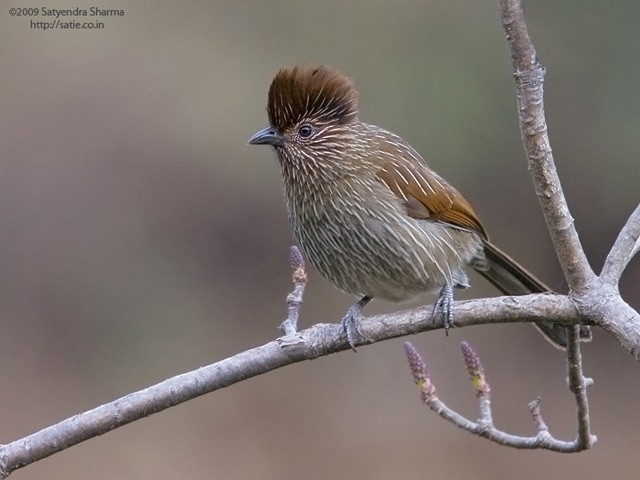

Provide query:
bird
left=248, top=65, right=590, bottom=351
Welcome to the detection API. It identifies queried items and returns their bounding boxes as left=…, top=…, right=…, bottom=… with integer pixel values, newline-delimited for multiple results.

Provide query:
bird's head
left=249, top=66, right=362, bottom=170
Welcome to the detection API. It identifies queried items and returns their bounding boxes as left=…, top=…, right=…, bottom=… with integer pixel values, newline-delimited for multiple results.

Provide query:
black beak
left=248, top=127, right=285, bottom=147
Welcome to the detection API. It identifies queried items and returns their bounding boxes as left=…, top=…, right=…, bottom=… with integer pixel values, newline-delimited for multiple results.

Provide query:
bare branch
left=404, top=341, right=595, bottom=452
left=0, top=337, right=312, bottom=477
left=528, top=397, right=549, bottom=434
left=565, top=325, right=597, bottom=448
left=583, top=292, right=640, bottom=358
left=498, top=1, right=640, bottom=358
left=601, top=203, right=640, bottom=285
left=352, top=293, right=582, bottom=344
left=279, top=245, right=308, bottom=335
left=0, top=292, right=588, bottom=478
left=498, top=0, right=597, bottom=293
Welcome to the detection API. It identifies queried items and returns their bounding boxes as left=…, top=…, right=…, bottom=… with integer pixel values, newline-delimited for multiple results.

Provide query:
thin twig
left=499, top=0, right=597, bottom=293
left=279, top=246, right=308, bottom=335
left=565, top=325, right=597, bottom=448
left=601, top=203, right=640, bottom=285
left=528, top=397, right=549, bottom=433
left=404, top=341, right=595, bottom=452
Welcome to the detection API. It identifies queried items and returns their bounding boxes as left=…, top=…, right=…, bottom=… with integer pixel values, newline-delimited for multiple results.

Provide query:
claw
left=340, top=296, right=372, bottom=352
left=432, top=284, right=454, bottom=335
left=341, top=307, right=362, bottom=352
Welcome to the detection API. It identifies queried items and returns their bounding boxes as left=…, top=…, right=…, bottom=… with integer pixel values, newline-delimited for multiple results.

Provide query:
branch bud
left=403, top=342, right=436, bottom=402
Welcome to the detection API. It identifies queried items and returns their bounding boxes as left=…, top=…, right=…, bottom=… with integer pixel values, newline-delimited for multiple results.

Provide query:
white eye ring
left=298, top=124, right=314, bottom=138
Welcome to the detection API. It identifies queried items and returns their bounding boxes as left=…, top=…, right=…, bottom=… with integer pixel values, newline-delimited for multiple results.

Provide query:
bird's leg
left=340, top=295, right=372, bottom=352
left=432, top=284, right=455, bottom=335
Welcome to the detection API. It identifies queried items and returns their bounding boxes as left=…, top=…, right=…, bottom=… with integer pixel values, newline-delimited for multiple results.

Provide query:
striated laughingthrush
left=249, top=65, right=590, bottom=350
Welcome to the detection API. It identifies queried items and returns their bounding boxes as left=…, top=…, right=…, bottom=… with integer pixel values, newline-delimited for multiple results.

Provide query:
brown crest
left=267, top=65, right=359, bottom=132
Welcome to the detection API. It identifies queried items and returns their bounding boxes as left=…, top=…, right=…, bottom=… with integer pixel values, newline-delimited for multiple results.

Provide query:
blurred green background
left=1, top=0, right=639, bottom=478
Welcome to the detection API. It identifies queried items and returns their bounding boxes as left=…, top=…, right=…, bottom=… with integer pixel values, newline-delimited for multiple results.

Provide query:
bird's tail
left=475, top=241, right=591, bottom=349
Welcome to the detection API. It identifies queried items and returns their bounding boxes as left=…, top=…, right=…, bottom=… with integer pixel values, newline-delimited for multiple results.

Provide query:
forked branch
left=499, top=0, right=640, bottom=356
left=404, top=336, right=596, bottom=451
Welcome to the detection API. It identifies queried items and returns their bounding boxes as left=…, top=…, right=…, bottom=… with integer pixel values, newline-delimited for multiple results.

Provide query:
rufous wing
left=377, top=160, right=487, bottom=239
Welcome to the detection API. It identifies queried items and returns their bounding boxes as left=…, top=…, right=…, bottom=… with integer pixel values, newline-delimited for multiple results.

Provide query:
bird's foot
left=341, top=305, right=364, bottom=352
left=432, top=284, right=454, bottom=335
left=340, top=296, right=372, bottom=352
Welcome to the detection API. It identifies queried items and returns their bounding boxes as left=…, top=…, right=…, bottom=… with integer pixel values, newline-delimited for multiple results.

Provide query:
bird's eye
left=298, top=124, right=314, bottom=138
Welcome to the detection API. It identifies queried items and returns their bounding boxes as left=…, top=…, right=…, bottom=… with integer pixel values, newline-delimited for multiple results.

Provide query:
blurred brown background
left=1, top=0, right=639, bottom=478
